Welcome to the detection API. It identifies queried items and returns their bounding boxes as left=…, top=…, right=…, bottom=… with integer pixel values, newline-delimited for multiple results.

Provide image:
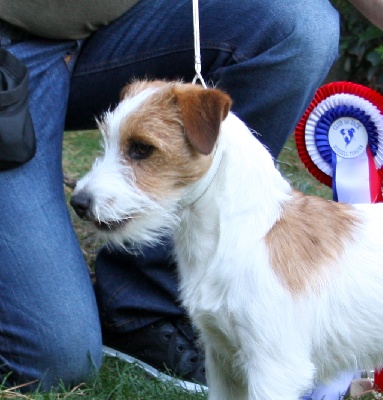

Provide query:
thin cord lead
left=192, top=0, right=207, bottom=88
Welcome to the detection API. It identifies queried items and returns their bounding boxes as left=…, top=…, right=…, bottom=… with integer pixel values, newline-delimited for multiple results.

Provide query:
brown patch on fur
left=265, top=191, right=361, bottom=294
left=118, top=81, right=216, bottom=200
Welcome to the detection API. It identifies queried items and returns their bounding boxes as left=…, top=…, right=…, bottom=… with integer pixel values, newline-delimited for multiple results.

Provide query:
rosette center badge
left=328, top=117, right=368, bottom=159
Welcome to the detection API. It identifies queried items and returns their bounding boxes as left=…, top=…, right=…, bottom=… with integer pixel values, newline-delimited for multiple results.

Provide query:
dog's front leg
left=205, top=346, right=248, bottom=400
left=245, top=354, right=315, bottom=400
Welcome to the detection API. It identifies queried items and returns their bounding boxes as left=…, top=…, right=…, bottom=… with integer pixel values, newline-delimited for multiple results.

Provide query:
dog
left=70, top=80, right=383, bottom=400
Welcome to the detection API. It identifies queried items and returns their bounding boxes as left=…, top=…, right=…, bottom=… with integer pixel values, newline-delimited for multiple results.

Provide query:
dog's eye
left=128, top=141, right=154, bottom=160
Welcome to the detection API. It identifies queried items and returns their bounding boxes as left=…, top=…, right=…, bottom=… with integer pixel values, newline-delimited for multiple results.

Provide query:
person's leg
left=0, top=37, right=102, bottom=390
left=95, top=239, right=181, bottom=333
left=66, top=0, right=339, bottom=157
left=65, top=0, right=339, bottom=384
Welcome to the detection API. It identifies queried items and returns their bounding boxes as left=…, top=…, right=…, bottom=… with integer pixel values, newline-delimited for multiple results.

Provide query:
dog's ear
left=173, top=86, right=232, bottom=155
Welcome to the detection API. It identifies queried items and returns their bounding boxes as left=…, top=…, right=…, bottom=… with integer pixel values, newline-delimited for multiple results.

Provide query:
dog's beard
left=96, top=194, right=180, bottom=252
left=74, top=153, right=181, bottom=251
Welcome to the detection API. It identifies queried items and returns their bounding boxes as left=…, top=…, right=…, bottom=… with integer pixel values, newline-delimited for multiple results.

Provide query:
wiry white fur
left=73, top=150, right=178, bottom=248
left=73, top=88, right=180, bottom=248
left=173, top=113, right=383, bottom=400
left=74, top=85, right=383, bottom=400
left=101, top=87, right=158, bottom=142
left=175, top=114, right=313, bottom=400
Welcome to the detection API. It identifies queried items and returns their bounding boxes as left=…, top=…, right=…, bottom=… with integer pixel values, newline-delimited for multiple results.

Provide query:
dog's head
left=70, top=80, right=231, bottom=246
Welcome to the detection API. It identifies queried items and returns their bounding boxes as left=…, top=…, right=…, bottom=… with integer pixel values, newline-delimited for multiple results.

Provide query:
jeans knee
left=224, top=0, right=339, bottom=77
left=290, top=1, right=340, bottom=70
left=35, top=326, right=103, bottom=390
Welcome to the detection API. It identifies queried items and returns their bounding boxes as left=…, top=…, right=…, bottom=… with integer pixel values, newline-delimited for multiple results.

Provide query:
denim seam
left=73, top=40, right=245, bottom=76
left=104, top=282, right=134, bottom=308
left=105, top=317, right=138, bottom=329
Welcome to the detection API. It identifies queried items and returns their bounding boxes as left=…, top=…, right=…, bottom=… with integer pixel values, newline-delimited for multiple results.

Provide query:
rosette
left=296, top=82, right=383, bottom=203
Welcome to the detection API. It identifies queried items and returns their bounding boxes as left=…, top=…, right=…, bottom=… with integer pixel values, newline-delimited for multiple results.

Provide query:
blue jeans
left=0, top=0, right=339, bottom=391
left=0, top=39, right=102, bottom=390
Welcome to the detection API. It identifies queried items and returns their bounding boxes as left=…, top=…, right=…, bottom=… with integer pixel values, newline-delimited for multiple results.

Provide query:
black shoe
left=102, top=318, right=207, bottom=386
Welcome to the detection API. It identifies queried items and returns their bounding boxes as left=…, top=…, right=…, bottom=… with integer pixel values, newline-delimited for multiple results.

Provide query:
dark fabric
left=95, top=238, right=184, bottom=333
left=0, top=48, right=35, bottom=171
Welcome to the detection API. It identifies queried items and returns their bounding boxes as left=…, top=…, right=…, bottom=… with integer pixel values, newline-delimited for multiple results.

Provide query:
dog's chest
left=176, top=258, right=242, bottom=356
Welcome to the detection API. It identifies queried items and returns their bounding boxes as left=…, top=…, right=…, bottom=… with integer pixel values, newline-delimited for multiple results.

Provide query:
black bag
left=0, top=47, right=36, bottom=171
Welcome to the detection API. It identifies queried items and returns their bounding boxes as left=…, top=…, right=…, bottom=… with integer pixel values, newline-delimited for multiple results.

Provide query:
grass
left=276, top=140, right=332, bottom=200
left=0, top=357, right=207, bottom=399
left=1, top=130, right=373, bottom=399
left=62, top=130, right=103, bottom=271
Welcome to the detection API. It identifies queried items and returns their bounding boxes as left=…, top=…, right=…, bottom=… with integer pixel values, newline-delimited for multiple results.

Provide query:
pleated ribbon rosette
left=296, top=82, right=383, bottom=203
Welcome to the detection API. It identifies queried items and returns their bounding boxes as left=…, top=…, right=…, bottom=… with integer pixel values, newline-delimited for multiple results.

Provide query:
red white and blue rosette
left=296, top=82, right=383, bottom=203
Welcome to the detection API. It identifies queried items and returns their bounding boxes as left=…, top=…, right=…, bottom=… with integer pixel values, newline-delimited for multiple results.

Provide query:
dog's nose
left=70, top=191, right=93, bottom=220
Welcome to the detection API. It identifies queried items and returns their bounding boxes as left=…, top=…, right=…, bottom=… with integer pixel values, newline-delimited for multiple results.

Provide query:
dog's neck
left=178, top=142, right=223, bottom=208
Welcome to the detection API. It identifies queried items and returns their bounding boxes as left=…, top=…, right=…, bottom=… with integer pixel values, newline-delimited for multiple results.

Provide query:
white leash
left=192, top=0, right=207, bottom=88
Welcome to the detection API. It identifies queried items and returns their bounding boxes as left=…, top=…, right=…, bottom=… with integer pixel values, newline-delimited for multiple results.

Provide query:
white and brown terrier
left=71, top=80, right=383, bottom=400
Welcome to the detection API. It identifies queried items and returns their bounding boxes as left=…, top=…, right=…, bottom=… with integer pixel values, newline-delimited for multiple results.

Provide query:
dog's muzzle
left=70, top=190, right=132, bottom=232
